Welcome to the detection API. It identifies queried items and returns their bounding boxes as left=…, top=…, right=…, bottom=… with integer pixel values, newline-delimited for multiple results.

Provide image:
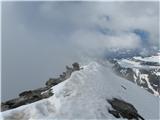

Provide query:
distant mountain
left=110, top=51, right=160, bottom=96
left=105, top=47, right=159, bottom=59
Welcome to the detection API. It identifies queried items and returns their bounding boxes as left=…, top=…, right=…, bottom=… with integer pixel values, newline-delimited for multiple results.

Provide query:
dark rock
left=107, top=98, right=144, bottom=120
left=66, top=65, right=72, bottom=71
left=140, top=61, right=160, bottom=66
left=41, top=89, right=54, bottom=98
left=11, top=100, right=28, bottom=109
left=59, top=74, right=65, bottom=80
left=45, top=78, right=61, bottom=87
left=1, top=103, right=10, bottom=111
left=1, top=90, right=53, bottom=111
left=19, top=90, right=33, bottom=97
left=33, top=87, right=49, bottom=93
left=121, top=85, right=126, bottom=90
left=108, top=109, right=120, bottom=118
left=1, top=88, right=52, bottom=111
left=4, top=98, right=18, bottom=106
left=72, top=62, right=80, bottom=71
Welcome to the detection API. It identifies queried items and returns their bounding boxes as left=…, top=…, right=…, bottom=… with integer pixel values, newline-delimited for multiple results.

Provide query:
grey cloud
left=2, top=1, right=159, bottom=101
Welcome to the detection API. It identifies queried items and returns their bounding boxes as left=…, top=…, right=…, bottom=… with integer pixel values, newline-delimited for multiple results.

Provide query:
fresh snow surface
left=118, top=53, right=160, bottom=69
left=118, top=59, right=160, bottom=69
left=1, top=62, right=159, bottom=120
left=155, top=72, right=160, bottom=76
left=134, top=54, right=160, bottom=63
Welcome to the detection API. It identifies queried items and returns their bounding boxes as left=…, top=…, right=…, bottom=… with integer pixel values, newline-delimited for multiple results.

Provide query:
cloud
left=70, top=30, right=141, bottom=56
left=38, top=1, right=159, bottom=50
left=2, top=1, right=159, bottom=101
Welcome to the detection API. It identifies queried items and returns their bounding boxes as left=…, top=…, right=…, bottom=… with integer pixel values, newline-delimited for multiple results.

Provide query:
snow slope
left=118, top=52, right=160, bottom=70
left=1, top=62, right=159, bottom=120
left=118, top=59, right=160, bottom=69
left=134, top=54, right=160, bottom=63
left=114, top=53, right=160, bottom=96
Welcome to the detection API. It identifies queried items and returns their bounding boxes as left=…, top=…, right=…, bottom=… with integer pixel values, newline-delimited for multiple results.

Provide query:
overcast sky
left=2, top=1, right=159, bottom=101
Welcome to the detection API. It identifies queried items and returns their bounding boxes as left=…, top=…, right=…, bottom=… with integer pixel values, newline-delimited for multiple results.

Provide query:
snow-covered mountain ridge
left=111, top=52, right=160, bottom=96
left=1, top=63, right=80, bottom=112
left=1, top=62, right=159, bottom=120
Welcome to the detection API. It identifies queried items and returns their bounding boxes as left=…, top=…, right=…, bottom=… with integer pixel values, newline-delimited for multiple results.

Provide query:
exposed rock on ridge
left=107, top=98, right=144, bottom=120
left=1, top=62, right=80, bottom=112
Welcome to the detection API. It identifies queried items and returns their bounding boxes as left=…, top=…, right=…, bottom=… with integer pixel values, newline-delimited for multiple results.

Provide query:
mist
left=1, top=1, right=159, bottom=101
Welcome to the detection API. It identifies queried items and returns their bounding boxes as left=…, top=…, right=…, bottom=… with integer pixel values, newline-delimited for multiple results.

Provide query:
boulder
left=107, top=98, right=144, bottom=120
left=72, top=62, right=80, bottom=71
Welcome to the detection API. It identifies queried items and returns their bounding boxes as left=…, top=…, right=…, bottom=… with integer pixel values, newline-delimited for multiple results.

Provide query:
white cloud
left=70, top=30, right=141, bottom=57
left=39, top=1, right=159, bottom=52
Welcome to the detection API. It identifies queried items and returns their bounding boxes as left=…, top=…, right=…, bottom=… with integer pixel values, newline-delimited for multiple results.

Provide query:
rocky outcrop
left=1, top=87, right=53, bottom=112
left=1, top=62, right=80, bottom=112
left=107, top=98, right=144, bottom=120
left=112, top=61, right=160, bottom=96
left=45, top=62, right=80, bottom=87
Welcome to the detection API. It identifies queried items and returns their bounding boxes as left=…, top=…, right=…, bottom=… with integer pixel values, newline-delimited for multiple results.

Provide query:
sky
left=1, top=1, right=159, bottom=101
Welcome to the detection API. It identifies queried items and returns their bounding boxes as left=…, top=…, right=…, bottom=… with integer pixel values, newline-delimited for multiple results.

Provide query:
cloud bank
left=37, top=1, right=159, bottom=57
left=2, top=1, right=159, bottom=100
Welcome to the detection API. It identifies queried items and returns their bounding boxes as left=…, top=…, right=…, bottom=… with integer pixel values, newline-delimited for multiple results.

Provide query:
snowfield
left=133, top=54, right=160, bottom=63
left=118, top=59, right=160, bottom=69
left=1, top=62, right=159, bottom=120
left=118, top=53, right=160, bottom=70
